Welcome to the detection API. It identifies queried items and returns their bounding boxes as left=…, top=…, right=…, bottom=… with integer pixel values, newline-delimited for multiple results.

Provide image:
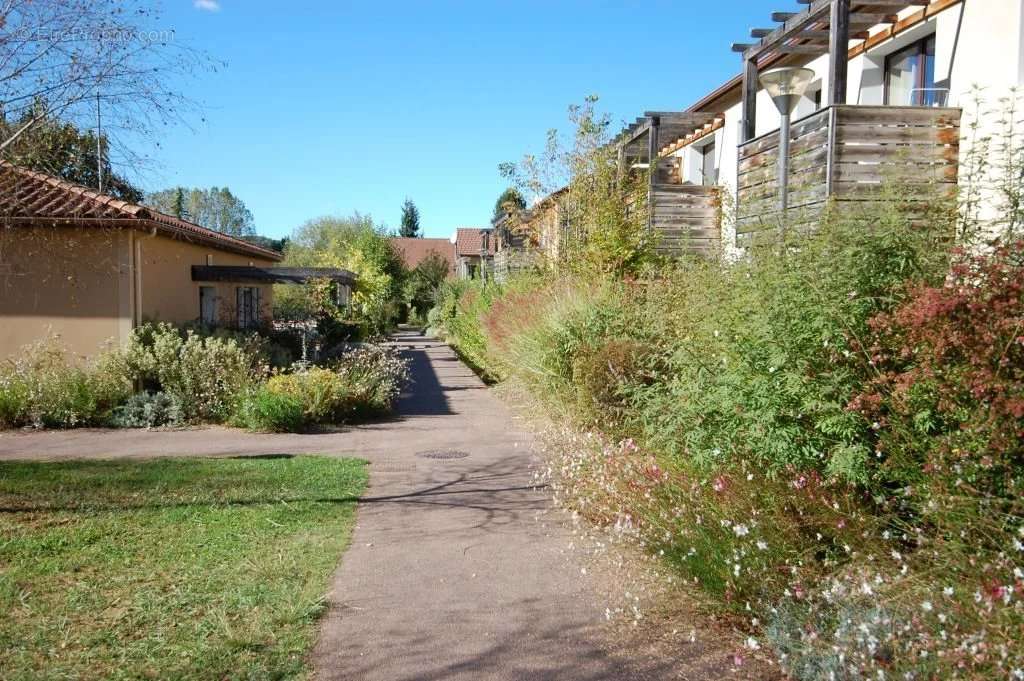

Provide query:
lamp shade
left=759, top=67, right=816, bottom=115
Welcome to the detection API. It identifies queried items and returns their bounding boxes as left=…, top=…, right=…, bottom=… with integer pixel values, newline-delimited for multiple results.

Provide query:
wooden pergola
left=732, top=0, right=930, bottom=142
left=611, top=111, right=725, bottom=239
left=615, top=111, right=722, bottom=165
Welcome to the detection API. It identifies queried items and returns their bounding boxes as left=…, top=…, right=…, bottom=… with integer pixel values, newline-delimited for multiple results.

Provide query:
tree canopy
left=281, top=214, right=405, bottom=333
left=0, top=112, right=143, bottom=202
left=492, top=187, right=526, bottom=223
left=146, top=187, right=256, bottom=237
left=399, top=198, right=421, bottom=238
left=0, top=1, right=208, bottom=167
left=403, top=251, right=450, bottom=320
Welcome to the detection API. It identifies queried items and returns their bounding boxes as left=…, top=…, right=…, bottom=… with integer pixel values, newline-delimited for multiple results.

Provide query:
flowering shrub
left=122, top=323, right=266, bottom=423
left=0, top=338, right=132, bottom=428
left=242, top=343, right=409, bottom=431
left=853, top=239, right=1024, bottom=500
left=332, top=344, right=410, bottom=416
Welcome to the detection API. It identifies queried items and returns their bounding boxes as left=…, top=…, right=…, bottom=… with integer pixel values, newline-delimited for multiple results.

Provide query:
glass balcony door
left=885, top=35, right=938, bottom=106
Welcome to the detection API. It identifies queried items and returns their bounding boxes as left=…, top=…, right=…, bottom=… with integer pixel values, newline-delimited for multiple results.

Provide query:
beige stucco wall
left=0, top=225, right=277, bottom=360
left=138, top=234, right=275, bottom=327
left=0, top=225, right=132, bottom=359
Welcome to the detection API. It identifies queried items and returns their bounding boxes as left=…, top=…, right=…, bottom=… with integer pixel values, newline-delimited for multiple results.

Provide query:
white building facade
left=664, top=0, right=1024, bottom=249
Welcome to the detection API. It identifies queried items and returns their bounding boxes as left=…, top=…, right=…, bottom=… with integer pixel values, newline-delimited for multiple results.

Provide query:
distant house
left=390, top=237, right=456, bottom=276
left=452, top=227, right=495, bottom=279
left=0, top=161, right=355, bottom=359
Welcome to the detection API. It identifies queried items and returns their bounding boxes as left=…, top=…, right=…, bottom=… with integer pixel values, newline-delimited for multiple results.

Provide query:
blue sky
left=145, top=0, right=779, bottom=239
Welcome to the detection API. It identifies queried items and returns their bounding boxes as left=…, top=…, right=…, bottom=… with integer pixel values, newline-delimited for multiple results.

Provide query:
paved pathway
left=0, top=332, right=683, bottom=679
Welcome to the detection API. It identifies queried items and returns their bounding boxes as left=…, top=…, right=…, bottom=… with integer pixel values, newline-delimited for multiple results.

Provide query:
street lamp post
left=758, top=68, right=816, bottom=233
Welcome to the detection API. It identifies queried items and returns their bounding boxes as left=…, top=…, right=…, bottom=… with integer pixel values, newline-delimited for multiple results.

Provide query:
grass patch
left=0, top=455, right=367, bottom=681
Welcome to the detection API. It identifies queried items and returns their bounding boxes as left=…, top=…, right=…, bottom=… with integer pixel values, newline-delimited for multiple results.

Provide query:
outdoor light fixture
left=759, top=67, right=816, bottom=216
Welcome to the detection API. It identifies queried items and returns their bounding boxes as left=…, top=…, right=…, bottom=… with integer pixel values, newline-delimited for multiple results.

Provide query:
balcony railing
left=651, top=183, right=721, bottom=257
left=736, top=104, right=961, bottom=243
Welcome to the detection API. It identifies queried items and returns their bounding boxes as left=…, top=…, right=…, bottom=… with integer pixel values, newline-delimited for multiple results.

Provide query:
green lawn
left=0, top=456, right=367, bottom=681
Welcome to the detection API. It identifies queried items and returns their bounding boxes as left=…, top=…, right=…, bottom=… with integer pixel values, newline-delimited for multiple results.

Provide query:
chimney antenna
left=96, top=92, right=103, bottom=194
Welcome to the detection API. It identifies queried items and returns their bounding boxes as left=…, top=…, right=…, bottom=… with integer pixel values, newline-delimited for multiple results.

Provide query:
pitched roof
left=0, top=161, right=283, bottom=261
left=390, top=237, right=456, bottom=274
left=453, top=227, right=495, bottom=257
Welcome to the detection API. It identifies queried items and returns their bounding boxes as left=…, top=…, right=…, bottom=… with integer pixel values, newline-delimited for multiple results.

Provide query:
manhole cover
left=416, top=449, right=469, bottom=460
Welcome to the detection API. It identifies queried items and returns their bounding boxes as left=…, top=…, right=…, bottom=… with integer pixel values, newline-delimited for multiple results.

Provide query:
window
left=813, top=89, right=823, bottom=110
left=700, top=141, right=718, bottom=186
left=236, top=286, right=261, bottom=329
left=335, top=283, right=351, bottom=308
left=885, top=35, right=938, bottom=106
left=199, top=286, right=217, bottom=326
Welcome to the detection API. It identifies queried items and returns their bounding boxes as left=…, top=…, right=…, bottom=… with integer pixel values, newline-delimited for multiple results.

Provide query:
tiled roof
left=0, top=161, right=282, bottom=261
left=453, top=227, right=495, bottom=257
left=390, top=237, right=456, bottom=274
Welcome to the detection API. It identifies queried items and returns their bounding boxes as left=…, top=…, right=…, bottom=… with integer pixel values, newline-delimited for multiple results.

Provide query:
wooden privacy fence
left=651, top=183, right=721, bottom=257
left=493, top=248, right=541, bottom=283
left=737, top=105, right=961, bottom=243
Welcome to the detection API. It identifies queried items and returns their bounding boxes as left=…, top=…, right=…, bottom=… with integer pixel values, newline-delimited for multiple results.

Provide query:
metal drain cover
left=416, top=449, right=469, bottom=460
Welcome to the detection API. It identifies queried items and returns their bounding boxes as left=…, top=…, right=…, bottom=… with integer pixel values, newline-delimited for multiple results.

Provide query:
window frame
left=199, top=286, right=217, bottom=326
left=699, top=140, right=718, bottom=187
left=884, top=34, right=937, bottom=106
left=236, top=286, right=261, bottom=329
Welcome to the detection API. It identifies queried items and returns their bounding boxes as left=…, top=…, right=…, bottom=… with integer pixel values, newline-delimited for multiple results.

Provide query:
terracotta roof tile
left=454, top=227, right=495, bottom=257
left=0, top=161, right=282, bottom=261
left=390, top=237, right=456, bottom=274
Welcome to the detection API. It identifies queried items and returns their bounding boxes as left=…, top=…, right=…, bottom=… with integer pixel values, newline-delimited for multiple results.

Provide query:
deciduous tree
left=0, top=0, right=209, bottom=170
left=0, top=113, right=143, bottom=202
left=147, top=187, right=255, bottom=237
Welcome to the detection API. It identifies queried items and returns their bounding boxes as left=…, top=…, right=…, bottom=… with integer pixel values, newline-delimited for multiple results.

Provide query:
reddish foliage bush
left=852, top=239, right=1024, bottom=495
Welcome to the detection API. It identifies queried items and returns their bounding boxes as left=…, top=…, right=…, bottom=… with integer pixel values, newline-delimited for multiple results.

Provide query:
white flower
left=745, top=637, right=760, bottom=650
left=733, top=524, right=750, bottom=537
left=921, top=601, right=933, bottom=612
left=756, top=541, right=769, bottom=551
left=943, top=586, right=954, bottom=597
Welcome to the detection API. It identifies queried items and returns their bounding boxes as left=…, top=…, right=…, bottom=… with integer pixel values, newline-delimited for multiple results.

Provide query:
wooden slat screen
left=736, top=105, right=962, bottom=243
left=651, top=184, right=721, bottom=256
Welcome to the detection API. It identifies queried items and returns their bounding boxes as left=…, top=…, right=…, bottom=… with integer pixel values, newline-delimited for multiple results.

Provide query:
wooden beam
left=744, top=0, right=832, bottom=61
left=848, top=12, right=899, bottom=23
left=647, top=116, right=659, bottom=232
left=777, top=44, right=829, bottom=54
left=742, top=58, right=758, bottom=143
left=828, top=0, right=851, bottom=105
